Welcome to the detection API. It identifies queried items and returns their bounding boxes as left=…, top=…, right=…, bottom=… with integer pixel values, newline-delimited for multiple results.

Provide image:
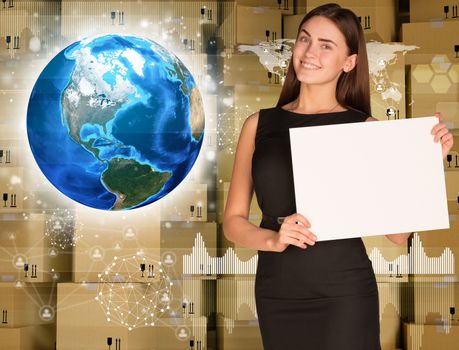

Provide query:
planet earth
left=27, top=34, right=205, bottom=210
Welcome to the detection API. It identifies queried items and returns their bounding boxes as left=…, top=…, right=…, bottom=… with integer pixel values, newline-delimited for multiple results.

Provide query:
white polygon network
left=217, top=105, right=253, bottom=154
left=44, top=208, right=83, bottom=249
left=96, top=254, right=173, bottom=331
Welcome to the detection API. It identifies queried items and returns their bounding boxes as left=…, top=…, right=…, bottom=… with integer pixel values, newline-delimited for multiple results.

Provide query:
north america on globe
left=27, top=34, right=205, bottom=210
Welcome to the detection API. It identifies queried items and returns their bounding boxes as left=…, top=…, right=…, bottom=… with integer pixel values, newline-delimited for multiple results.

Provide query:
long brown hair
left=276, top=3, right=371, bottom=117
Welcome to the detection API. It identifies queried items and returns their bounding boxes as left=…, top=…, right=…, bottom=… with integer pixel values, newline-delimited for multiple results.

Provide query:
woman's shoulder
left=243, top=106, right=277, bottom=128
left=238, top=111, right=260, bottom=142
left=243, top=111, right=260, bottom=128
left=241, top=107, right=279, bottom=144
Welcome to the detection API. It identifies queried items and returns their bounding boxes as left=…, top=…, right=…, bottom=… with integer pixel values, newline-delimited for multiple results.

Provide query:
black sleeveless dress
left=252, top=106, right=381, bottom=350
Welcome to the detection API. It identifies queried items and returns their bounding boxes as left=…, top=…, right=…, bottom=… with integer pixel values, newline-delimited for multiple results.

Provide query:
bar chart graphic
left=184, top=232, right=455, bottom=277
left=217, top=279, right=258, bottom=334
left=408, top=280, right=456, bottom=350
left=369, top=233, right=455, bottom=275
left=183, top=233, right=258, bottom=275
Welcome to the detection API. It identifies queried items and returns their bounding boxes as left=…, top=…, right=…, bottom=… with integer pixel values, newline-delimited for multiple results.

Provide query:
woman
left=223, top=3, right=453, bottom=350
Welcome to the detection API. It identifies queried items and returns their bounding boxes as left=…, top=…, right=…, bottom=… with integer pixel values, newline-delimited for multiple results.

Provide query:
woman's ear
left=344, top=53, right=357, bottom=73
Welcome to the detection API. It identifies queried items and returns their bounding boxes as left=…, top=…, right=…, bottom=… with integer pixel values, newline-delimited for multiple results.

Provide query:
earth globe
left=27, top=34, right=205, bottom=210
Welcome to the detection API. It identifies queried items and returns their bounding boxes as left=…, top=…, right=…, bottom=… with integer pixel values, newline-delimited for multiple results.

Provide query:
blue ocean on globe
left=27, top=34, right=205, bottom=210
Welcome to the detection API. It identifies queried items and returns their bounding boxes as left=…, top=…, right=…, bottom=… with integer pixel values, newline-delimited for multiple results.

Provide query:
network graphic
left=96, top=254, right=173, bottom=330
left=217, top=105, right=253, bottom=155
left=44, top=208, right=83, bottom=249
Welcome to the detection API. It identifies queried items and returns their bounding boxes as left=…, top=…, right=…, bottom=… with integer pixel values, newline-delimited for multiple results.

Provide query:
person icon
left=49, top=248, right=57, bottom=257
left=114, top=242, right=121, bottom=250
left=164, top=254, right=174, bottom=265
left=53, top=220, right=62, bottom=231
left=124, top=227, right=136, bottom=239
left=91, top=248, right=102, bottom=260
left=41, top=308, right=52, bottom=320
left=161, top=293, right=170, bottom=303
left=15, top=256, right=24, bottom=268
left=178, top=328, right=188, bottom=339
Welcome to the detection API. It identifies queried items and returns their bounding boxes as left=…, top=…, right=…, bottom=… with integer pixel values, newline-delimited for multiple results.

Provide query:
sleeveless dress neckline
left=277, top=105, right=351, bottom=117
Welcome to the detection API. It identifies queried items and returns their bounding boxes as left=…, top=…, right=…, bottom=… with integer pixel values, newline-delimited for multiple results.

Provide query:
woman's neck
left=289, top=82, right=342, bottom=113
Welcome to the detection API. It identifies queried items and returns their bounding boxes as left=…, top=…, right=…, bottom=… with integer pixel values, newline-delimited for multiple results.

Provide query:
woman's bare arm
left=222, top=112, right=279, bottom=252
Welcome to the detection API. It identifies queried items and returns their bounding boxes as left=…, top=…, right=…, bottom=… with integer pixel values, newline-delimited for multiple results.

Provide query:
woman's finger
left=281, top=222, right=317, bottom=242
left=292, top=222, right=317, bottom=241
left=284, top=213, right=311, bottom=227
left=281, top=222, right=317, bottom=241
left=279, top=235, right=308, bottom=249
left=431, top=122, right=446, bottom=135
left=434, top=127, right=449, bottom=142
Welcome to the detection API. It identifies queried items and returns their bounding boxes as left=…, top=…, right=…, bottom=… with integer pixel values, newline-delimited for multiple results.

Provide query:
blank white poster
left=289, top=116, right=450, bottom=242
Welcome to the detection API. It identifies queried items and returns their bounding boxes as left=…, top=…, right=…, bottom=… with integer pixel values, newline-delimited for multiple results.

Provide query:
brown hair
left=276, top=3, right=371, bottom=117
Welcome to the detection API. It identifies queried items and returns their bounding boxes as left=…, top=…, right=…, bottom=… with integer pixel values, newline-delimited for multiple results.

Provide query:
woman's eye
left=299, top=37, right=330, bottom=49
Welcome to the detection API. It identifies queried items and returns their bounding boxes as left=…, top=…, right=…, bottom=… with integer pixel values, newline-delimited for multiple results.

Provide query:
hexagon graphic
left=430, top=55, right=452, bottom=73
left=447, top=64, right=459, bottom=83
left=430, top=75, right=451, bottom=94
left=412, top=64, right=433, bottom=83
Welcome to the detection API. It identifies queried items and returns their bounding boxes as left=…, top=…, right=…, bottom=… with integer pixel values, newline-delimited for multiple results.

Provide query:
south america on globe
left=27, top=34, right=205, bottom=210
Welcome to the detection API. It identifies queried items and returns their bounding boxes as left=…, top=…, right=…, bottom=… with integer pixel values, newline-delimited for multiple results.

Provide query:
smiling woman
left=224, top=2, right=453, bottom=350
left=224, top=3, right=380, bottom=350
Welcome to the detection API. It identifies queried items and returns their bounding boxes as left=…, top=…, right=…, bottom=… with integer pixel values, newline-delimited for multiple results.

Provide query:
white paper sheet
left=289, top=116, right=450, bottom=242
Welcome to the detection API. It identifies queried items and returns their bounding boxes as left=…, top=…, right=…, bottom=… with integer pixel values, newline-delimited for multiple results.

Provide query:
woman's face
left=292, top=16, right=357, bottom=86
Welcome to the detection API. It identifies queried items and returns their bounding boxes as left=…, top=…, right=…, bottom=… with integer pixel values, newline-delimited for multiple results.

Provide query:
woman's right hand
left=270, top=213, right=317, bottom=252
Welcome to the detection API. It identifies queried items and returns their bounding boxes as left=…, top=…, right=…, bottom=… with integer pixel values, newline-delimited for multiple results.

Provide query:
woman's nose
left=306, top=43, right=319, bottom=56
left=303, top=42, right=319, bottom=57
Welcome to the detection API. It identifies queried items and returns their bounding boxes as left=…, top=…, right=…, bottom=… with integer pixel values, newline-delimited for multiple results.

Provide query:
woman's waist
left=257, top=232, right=372, bottom=275
left=256, top=246, right=377, bottom=298
left=258, top=244, right=373, bottom=271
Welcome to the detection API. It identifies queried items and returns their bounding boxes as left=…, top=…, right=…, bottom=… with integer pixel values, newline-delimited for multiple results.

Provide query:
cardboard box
left=0, top=213, right=72, bottom=283
left=236, top=0, right=293, bottom=15
left=72, top=205, right=161, bottom=282
left=57, top=282, right=207, bottom=350
left=217, top=313, right=262, bottom=350
left=0, top=282, right=55, bottom=328
left=409, top=0, right=457, bottom=23
left=402, top=21, right=459, bottom=59
left=404, top=321, right=459, bottom=350
left=236, top=6, right=282, bottom=45
left=0, top=324, right=55, bottom=350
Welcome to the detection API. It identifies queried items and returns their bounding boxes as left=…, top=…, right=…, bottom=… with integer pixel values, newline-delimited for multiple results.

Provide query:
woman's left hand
left=431, top=112, right=454, bottom=159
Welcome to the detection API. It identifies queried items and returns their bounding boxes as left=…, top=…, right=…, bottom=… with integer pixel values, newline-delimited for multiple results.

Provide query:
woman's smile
left=300, top=61, right=322, bottom=70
